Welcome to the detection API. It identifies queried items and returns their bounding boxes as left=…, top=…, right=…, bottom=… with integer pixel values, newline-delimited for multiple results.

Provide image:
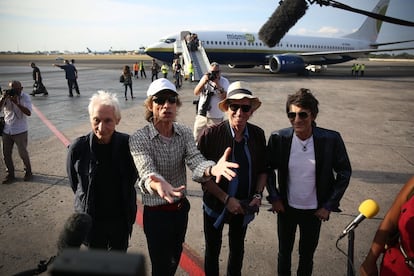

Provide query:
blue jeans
left=143, top=198, right=190, bottom=276
left=277, top=206, right=321, bottom=276
left=203, top=211, right=247, bottom=276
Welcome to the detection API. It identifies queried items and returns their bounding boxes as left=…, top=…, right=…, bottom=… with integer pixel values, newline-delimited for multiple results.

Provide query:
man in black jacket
left=67, top=91, right=138, bottom=251
left=267, top=88, right=352, bottom=276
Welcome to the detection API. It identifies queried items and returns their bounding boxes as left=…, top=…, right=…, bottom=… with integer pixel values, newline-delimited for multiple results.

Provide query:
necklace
left=297, top=136, right=312, bottom=152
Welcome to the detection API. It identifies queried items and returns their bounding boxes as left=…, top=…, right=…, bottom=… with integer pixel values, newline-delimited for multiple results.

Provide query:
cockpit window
left=160, top=38, right=176, bottom=43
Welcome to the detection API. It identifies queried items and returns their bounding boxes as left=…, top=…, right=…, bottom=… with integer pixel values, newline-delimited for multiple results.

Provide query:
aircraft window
left=215, top=41, right=218, bottom=45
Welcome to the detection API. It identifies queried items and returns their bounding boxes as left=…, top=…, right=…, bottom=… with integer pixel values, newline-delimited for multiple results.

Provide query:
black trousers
left=143, top=198, right=190, bottom=276
left=277, top=206, right=322, bottom=276
left=203, top=211, right=247, bottom=276
left=88, top=217, right=129, bottom=252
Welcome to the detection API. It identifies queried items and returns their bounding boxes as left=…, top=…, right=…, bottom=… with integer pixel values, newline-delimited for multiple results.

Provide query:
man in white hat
left=197, top=81, right=268, bottom=276
left=129, top=78, right=239, bottom=276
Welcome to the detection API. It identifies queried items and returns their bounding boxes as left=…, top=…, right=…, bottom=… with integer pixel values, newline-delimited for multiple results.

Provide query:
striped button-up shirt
left=129, top=122, right=215, bottom=206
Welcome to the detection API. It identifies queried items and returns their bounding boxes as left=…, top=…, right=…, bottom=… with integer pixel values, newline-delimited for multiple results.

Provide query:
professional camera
left=2, top=88, right=17, bottom=97
left=198, top=91, right=214, bottom=117
left=207, top=71, right=218, bottom=81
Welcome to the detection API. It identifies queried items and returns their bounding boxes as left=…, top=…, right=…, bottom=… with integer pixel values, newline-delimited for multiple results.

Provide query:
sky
left=0, top=0, right=413, bottom=53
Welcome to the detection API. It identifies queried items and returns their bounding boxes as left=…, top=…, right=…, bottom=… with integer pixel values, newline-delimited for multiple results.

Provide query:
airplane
left=86, top=47, right=113, bottom=55
left=145, top=0, right=414, bottom=74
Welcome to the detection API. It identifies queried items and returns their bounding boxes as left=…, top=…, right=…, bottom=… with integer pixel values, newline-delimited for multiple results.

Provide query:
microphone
left=57, top=212, right=92, bottom=253
left=259, top=0, right=309, bottom=47
left=339, top=199, right=379, bottom=239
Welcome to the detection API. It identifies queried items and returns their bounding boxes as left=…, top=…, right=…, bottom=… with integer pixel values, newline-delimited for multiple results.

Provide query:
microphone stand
left=347, top=229, right=355, bottom=276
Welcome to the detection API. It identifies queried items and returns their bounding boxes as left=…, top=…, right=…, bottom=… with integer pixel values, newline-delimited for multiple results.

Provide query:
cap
left=218, top=81, right=261, bottom=112
left=146, top=78, right=177, bottom=97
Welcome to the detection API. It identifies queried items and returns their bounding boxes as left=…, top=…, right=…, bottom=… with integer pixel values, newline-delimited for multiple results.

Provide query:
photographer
left=0, top=81, right=33, bottom=184
left=193, top=62, right=229, bottom=142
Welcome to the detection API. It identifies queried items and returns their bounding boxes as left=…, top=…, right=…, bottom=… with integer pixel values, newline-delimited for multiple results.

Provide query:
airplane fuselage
left=145, top=31, right=373, bottom=68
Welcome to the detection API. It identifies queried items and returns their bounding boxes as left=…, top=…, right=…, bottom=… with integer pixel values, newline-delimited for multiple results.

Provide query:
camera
left=207, top=71, right=217, bottom=81
left=2, top=88, right=17, bottom=97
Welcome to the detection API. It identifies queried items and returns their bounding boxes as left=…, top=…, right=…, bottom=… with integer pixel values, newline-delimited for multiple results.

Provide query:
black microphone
left=339, top=199, right=379, bottom=240
left=259, top=0, right=309, bottom=47
left=57, top=212, right=92, bottom=253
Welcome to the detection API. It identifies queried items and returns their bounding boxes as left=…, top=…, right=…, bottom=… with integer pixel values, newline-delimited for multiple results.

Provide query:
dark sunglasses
left=287, top=111, right=309, bottom=119
left=229, top=104, right=252, bottom=113
left=153, top=96, right=177, bottom=105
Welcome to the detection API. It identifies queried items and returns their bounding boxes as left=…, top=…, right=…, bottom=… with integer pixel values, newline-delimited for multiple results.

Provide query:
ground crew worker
left=139, top=60, right=146, bottom=78
left=351, top=63, right=356, bottom=76
left=360, top=63, right=365, bottom=77
left=161, top=63, right=169, bottom=78
left=188, top=60, right=194, bottom=82
left=354, top=63, right=360, bottom=78
left=133, top=62, right=139, bottom=79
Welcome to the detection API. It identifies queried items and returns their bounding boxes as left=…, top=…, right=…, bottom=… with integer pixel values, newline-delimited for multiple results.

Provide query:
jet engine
left=269, top=55, right=306, bottom=73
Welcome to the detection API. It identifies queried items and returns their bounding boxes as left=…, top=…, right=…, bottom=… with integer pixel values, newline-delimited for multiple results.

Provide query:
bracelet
left=208, top=166, right=213, bottom=177
left=223, top=195, right=230, bottom=205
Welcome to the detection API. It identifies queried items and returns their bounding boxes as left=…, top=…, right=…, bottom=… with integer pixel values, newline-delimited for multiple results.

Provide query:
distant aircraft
left=86, top=47, right=112, bottom=55
left=145, top=0, right=414, bottom=74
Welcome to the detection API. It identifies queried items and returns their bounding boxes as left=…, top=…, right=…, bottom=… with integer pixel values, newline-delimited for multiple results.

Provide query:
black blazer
left=267, top=126, right=352, bottom=212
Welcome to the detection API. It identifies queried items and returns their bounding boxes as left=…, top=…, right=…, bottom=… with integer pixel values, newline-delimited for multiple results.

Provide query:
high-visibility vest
left=161, top=65, right=168, bottom=74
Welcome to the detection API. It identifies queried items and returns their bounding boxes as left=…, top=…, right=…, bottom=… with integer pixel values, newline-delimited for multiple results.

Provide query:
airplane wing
left=298, top=46, right=414, bottom=64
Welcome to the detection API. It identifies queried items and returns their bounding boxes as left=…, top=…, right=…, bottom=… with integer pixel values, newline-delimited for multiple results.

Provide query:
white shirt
left=2, top=92, right=32, bottom=135
left=287, top=134, right=317, bottom=209
left=197, top=76, right=229, bottom=119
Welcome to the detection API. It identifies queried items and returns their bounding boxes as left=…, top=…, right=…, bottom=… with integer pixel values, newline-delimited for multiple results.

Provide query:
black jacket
left=198, top=120, right=267, bottom=214
left=67, top=131, right=138, bottom=234
left=267, top=126, right=351, bottom=212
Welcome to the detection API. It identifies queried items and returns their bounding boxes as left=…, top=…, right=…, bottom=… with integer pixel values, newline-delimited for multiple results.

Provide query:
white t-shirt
left=287, top=134, right=317, bottom=209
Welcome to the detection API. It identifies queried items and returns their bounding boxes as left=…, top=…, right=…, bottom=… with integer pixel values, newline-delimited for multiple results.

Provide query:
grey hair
left=88, top=90, right=121, bottom=121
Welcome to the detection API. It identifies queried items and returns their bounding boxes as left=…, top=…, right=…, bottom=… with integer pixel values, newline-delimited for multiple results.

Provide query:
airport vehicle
left=145, top=0, right=413, bottom=76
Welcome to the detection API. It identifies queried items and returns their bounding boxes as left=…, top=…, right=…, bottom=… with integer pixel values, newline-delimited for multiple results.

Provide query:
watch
left=253, top=193, right=262, bottom=200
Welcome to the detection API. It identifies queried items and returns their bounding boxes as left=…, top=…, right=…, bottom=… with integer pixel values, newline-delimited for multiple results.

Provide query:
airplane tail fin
left=343, top=0, right=389, bottom=42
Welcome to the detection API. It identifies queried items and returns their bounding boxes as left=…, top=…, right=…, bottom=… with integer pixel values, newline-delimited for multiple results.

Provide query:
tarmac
left=0, top=55, right=413, bottom=275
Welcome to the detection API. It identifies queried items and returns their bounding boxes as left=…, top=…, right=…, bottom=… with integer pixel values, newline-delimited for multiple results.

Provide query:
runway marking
left=32, top=104, right=71, bottom=147
left=33, top=103, right=205, bottom=275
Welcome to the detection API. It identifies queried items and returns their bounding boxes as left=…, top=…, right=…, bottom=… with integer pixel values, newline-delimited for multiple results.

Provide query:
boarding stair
left=180, top=39, right=210, bottom=81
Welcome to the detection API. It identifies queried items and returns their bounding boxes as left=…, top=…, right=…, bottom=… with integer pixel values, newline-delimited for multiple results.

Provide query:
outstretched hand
left=211, top=147, right=239, bottom=183
left=149, top=174, right=185, bottom=203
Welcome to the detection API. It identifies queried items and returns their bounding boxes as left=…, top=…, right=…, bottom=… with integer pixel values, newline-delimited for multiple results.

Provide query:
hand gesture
left=149, top=174, right=185, bottom=203
left=211, top=147, right=239, bottom=183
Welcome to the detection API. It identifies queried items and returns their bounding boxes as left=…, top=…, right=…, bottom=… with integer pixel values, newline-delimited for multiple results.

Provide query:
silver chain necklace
left=297, top=136, right=312, bottom=152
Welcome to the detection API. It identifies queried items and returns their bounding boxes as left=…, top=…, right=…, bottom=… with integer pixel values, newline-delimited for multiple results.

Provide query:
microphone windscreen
left=259, top=0, right=309, bottom=47
left=358, top=199, right=379, bottom=219
left=57, top=213, right=92, bottom=252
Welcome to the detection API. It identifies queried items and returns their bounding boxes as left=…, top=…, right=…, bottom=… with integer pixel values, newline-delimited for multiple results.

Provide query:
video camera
left=2, top=88, right=17, bottom=97
left=207, top=71, right=218, bottom=81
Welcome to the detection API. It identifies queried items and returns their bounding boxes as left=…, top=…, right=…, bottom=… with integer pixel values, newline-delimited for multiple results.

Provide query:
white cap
left=146, top=78, right=177, bottom=97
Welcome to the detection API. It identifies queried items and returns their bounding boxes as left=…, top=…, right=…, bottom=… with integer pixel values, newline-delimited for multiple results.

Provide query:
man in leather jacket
left=267, top=88, right=352, bottom=276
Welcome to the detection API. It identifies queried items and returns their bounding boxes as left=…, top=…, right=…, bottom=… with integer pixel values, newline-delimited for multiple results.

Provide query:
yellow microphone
left=339, top=199, right=379, bottom=239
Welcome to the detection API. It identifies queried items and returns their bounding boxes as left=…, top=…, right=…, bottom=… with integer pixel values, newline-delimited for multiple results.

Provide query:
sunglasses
left=229, top=104, right=252, bottom=113
left=152, top=96, right=177, bottom=105
left=287, top=111, right=310, bottom=119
